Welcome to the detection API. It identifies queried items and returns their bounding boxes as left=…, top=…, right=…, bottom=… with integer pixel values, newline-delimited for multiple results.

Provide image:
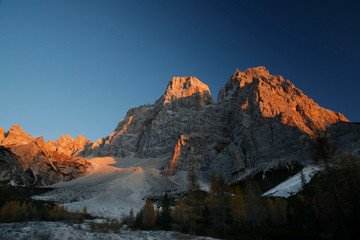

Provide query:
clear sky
left=0, top=0, right=359, bottom=141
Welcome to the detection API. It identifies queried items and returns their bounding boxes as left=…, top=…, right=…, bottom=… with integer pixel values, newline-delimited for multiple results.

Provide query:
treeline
left=123, top=170, right=291, bottom=239
left=0, top=200, right=90, bottom=223
left=123, top=153, right=360, bottom=240
left=0, top=181, right=93, bottom=224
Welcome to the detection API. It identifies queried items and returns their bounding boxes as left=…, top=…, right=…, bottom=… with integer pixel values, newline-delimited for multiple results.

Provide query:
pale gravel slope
left=34, top=157, right=179, bottom=219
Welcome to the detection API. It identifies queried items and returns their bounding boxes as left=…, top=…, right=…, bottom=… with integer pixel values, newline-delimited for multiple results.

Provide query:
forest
left=123, top=151, right=360, bottom=240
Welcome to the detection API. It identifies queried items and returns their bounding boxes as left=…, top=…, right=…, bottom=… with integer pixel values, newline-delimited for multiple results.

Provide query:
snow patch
left=262, top=165, right=322, bottom=198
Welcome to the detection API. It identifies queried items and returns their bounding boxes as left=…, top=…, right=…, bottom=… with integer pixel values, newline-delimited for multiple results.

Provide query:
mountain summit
left=163, top=76, right=213, bottom=109
left=1, top=124, right=35, bottom=147
left=218, top=66, right=348, bottom=136
left=81, top=76, right=214, bottom=157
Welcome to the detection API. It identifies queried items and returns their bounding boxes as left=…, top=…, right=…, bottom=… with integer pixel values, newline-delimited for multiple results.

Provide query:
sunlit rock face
left=82, top=76, right=214, bottom=158
left=82, top=67, right=350, bottom=181
left=163, top=76, right=213, bottom=109
left=47, top=134, right=93, bottom=156
left=0, top=124, right=35, bottom=147
left=218, top=66, right=348, bottom=136
left=0, top=128, right=5, bottom=143
left=7, top=136, right=92, bottom=186
left=172, top=67, right=349, bottom=180
left=0, top=126, right=93, bottom=186
left=1, top=67, right=352, bottom=184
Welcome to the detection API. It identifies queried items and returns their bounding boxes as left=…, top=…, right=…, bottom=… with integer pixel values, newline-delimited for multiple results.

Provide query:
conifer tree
left=186, top=169, right=201, bottom=235
left=82, top=205, right=88, bottom=215
left=159, top=192, right=172, bottom=229
left=125, top=208, right=136, bottom=227
left=207, top=174, right=230, bottom=237
left=243, top=182, right=266, bottom=228
left=172, top=197, right=186, bottom=229
left=141, top=199, right=156, bottom=229
left=30, top=205, right=38, bottom=219
left=229, top=185, right=246, bottom=226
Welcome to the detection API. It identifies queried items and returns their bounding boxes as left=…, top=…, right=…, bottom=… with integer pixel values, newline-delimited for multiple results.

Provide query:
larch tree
left=141, top=199, right=156, bottom=229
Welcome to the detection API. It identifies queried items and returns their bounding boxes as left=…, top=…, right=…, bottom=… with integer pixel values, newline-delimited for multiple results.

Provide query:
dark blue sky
left=0, top=0, right=359, bottom=141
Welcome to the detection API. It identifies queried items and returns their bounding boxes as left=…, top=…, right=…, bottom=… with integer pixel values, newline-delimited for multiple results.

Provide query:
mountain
left=2, top=66, right=358, bottom=220
left=0, top=125, right=93, bottom=186
left=78, top=66, right=349, bottom=181
left=167, top=66, right=349, bottom=180
left=1, top=66, right=356, bottom=187
left=80, top=76, right=213, bottom=158
left=217, top=66, right=348, bottom=137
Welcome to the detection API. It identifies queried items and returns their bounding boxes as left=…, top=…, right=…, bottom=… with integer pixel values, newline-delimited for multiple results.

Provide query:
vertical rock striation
left=81, top=76, right=213, bottom=158
left=80, top=67, right=350, bottom=181
left=1, top=66, right=354, bottom=184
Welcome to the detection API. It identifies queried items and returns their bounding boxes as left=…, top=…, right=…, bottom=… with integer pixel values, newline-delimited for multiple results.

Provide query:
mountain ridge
left=0, top=66, right=356, bottom=185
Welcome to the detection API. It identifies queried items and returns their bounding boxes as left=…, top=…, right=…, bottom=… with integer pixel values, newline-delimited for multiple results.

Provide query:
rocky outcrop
left=218, top=67, right=348, bottom=137
left=0, top=125, right=93, bottom=186
left=1, top=124, right=35, bottom=147
left=47, top=134, right=92, bottom=156
left=7, top=136, right=92, bottom=185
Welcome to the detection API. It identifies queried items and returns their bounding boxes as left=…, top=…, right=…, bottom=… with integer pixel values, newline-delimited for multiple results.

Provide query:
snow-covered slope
left=34, top=157, right=178, bottom=218
left=262, top=165, right=322, bottom=198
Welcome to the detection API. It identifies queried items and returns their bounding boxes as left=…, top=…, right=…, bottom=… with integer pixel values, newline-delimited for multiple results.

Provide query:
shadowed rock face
left=0, top=146, right=24, bottom=183
left=1, top=66, right=355, bottom=184
left=325, top=122, right=360, bottom=156
left=81, top=76, right=214, bottom=158
left=170, top=67, right=349, bottom=180
left=81, top=66, right=351, bottom=181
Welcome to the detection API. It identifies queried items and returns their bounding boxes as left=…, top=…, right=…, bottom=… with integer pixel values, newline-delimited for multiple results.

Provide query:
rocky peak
left=8, top=124, right=26, bottom=134
left=218, top=67, right=348, bottom=136
left=47, top=134, right=92, bottom=156
left=162, top=76, right=213, bottom=109
left=1, top=124, right=35, bottom=147
left=75, top=135, right=89, bottom=144
left=243, top=66, right=270, bottom=77
left=59, top=134, right=73, bottom=141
